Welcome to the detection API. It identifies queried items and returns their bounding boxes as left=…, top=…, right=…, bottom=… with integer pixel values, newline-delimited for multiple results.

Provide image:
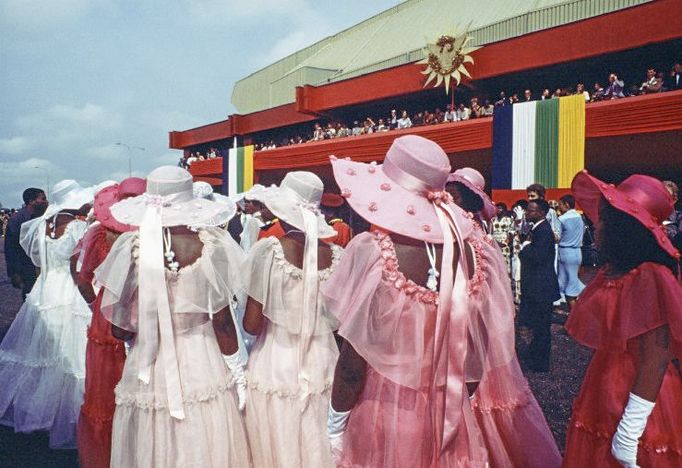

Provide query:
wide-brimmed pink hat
left=94, top=177, right=146, bottom=233
left=330, top=134, right=472, bottom=243
left=572, top=170, right=679, bottom=260
left=447, top=168, right=497, bottom=221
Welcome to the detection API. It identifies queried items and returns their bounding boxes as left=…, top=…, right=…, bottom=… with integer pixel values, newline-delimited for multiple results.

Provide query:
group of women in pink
left=0, top=134, right=680, bottom=467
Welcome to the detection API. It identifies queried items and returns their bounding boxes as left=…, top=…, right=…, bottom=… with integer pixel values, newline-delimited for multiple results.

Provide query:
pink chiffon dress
left=95, top=227, right=251, bottom=468
left=323, top=231, right=515, bottom=467
left=243, top=237, right=343, bottom=468
left=467, top=224, right=561, bottom=468
left=242, top=237, right=343, bottom=468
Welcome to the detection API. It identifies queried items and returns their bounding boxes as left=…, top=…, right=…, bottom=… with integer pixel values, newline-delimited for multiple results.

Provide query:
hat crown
left=453, top=168, right=485, bottom=191
left=118, top=177, right=146, bottom=198
left=146, top=166, right=193, bottom=198
left=385, top=135, right=451, bottom=191
left=51, top=180, right=81, bottom=206
left=280, top=171, right=324, bottom=206
left=618, top=175, right=674, bottom=224
left=49, top=179, right=93, bottom=211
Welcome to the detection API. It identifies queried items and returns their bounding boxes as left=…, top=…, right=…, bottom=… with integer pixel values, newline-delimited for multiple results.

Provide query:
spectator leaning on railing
left=182, top=60, right=681, bottom=153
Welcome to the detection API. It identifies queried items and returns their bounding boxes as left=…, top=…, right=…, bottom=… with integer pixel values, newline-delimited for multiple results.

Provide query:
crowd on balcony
left=179, top=62, right=682, bottom=162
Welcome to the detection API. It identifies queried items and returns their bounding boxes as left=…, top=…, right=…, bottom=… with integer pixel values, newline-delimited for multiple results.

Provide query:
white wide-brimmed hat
left=110, top=166, right=235, bottom=227
left=255, top=172, right=336, bottom=238
left=45, top=179, right=94, bottom=217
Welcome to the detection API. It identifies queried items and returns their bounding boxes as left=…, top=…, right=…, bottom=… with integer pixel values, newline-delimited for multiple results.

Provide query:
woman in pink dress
left=75, top=178, right=145, bottom=468
left=242, top=172, right=343, bottom=468
left=322, top=135, right=518, bottom=467
left=563, top=171, right=682, bottom=467
left=447, top=168, right=561, bottom=468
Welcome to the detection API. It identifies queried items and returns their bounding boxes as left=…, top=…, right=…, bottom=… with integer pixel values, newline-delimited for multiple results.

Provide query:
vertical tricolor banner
left=227, top=145, right=255, bottom=197
left=492, top=94, right=585, bottom=189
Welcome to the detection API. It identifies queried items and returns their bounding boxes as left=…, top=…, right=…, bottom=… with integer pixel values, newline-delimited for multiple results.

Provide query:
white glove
left=611, top=393, right=655, bottom=468
left=123, top=341, right=132, bottom=357
left=513, top=206, right=525, bottom=221
left=328, top=402, right=351, bottom=464
left=223, top=352, right=248, bottom=412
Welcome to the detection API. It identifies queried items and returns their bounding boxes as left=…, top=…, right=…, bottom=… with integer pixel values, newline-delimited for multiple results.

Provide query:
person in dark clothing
left=518, top=199, right=560, bottom=372
left=4, top=188, right=48, bottom=300
left=227, top=202, right=245, bottom=244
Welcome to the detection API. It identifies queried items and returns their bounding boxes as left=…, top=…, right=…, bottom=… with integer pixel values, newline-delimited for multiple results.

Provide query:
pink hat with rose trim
left=330, top=135, right=472, bottom=243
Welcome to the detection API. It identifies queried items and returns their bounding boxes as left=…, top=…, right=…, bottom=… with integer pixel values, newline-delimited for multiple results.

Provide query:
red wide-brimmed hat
left=447, top=168, right=497, bottom=221
left=320, top=193, right=345, bottom=208
left=94, top=177, right=146, bottom=233
left=571, top=170, right=679, bottom=260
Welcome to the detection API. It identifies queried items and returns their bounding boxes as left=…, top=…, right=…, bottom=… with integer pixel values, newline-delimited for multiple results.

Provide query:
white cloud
left=0, top=136, right=34, bottom=155
left=18, top=103, right=123, bottom=131
left=0, top=0, right=114, bottom=33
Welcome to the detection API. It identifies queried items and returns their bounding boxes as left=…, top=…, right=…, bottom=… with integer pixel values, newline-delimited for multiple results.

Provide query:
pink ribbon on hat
left=383, top=155, right=471, bottom=454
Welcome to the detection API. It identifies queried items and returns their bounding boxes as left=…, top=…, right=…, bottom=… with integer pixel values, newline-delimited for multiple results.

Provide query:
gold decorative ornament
left=418, top=30, right=479, bottom=94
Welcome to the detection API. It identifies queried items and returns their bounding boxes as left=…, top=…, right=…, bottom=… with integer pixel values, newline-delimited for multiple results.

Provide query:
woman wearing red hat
left=320, top=192, right=353, bottom=248
left=75, top=178, right=145, bottom=468
left=564, top=171, right=682, bottom=467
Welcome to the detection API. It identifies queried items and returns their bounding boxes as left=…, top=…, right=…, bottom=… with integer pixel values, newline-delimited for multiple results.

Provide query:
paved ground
left=0, top=238, right=594, bottom=465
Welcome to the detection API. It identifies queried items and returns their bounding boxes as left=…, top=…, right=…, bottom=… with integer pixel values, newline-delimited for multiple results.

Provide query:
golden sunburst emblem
left=418, top=30, right=480, bottom=94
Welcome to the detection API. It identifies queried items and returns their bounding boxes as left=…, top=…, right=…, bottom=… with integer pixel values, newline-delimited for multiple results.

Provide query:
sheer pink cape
left=322, top=231, right=519, bottom=466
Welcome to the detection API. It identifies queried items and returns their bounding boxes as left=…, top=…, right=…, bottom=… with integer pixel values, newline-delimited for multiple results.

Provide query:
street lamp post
left=115, top=142, right=146, bottom=177
left=33, top=166, right=50, bottom=198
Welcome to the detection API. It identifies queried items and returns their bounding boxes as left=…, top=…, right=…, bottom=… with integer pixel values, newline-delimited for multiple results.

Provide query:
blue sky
left=0, top=0, right=400, bottom=207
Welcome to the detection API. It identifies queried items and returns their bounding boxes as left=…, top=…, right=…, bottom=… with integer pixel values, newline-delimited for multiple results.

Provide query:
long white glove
left=328, top=402, right=351, bottom=463
left=223, top=352, right=247, bottom=412
left=513, top=206, right=525, bottom=221
left=611, top=393, right=655, bottom=468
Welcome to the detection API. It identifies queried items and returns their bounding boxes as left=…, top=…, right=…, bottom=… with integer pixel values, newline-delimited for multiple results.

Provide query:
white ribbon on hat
left=296, top=206, right=320, bottom=411
left=137, top=193, right=185, bottom=420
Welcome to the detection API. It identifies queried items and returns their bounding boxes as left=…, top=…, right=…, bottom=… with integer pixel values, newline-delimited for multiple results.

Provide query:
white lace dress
left=96, top=227, right=251, bottom=468
left=0, top=218, right=90, bottom=448
left=242, top=237, right=343, bottom=468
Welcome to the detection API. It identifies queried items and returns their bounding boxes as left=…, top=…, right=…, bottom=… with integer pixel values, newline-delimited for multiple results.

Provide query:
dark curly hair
left=447, top=181, right=484, bottom=213
left=598, top=198, right=678, bottom=275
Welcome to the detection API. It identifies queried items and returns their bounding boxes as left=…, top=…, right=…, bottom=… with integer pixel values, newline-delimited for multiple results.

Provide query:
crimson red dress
left=77, top=224, right=126, bottom=468
left=564, top=262, right=682, bottom=467
left=257, top=219, right=285, bottom=240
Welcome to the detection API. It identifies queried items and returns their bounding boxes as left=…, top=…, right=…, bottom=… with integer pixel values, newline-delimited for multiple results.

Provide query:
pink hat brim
left=571, top=170, right=680, bottom=260
left=331, top=158, right=472, bottom=243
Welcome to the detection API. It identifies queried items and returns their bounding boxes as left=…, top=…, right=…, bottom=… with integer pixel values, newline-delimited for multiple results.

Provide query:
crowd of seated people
left=182, top=62, right=682, bottom=158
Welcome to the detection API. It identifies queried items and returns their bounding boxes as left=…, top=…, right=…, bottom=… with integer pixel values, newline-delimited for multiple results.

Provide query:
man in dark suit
left=518, top=199, right=560, bottom=372
left=666, top=63, right=682, bottom=92
left=5, top=188, right=48, bottom=301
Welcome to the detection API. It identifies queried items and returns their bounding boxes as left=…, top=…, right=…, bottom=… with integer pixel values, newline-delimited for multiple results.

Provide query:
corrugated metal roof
left=231, top=0, right=652, bottom=114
